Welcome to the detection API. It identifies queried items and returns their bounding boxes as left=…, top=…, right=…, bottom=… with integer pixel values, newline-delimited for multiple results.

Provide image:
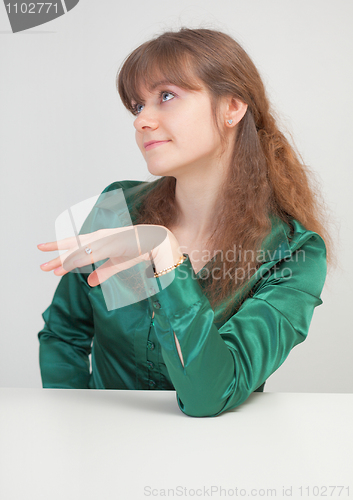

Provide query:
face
left=132, top=81, right=227, bottom=178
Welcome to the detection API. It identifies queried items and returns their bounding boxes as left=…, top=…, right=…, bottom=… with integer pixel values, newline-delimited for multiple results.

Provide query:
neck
left=170, top=168, right=226, bottom=242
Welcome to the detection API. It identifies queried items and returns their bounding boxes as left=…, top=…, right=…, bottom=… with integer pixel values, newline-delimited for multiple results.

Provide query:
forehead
left=131, top=63, right=204, bottom=96
left=135, top=80, right=184, bottom=98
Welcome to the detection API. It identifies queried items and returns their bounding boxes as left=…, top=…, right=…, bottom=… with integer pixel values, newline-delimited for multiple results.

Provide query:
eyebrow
left=131, top=81, right=178, bottom=105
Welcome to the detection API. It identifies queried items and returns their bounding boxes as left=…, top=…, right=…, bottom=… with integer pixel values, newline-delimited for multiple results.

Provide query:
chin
left=146, top=163, right=175, bottom=177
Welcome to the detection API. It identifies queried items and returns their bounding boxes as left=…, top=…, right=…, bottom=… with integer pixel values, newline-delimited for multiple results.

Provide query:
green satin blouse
left=38, top=179, right=327, bottom=417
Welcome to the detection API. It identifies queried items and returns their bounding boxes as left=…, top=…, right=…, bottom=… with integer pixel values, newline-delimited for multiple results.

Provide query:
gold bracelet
left=153, top=254, right=187, bottom=278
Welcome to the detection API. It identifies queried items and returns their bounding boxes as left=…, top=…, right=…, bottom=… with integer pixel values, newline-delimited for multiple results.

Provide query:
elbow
left=176, top=394, right=233, bottom=418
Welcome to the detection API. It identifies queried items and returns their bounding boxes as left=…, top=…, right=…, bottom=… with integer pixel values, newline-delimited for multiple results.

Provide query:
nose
left=133, top=106, right=159, bottom=132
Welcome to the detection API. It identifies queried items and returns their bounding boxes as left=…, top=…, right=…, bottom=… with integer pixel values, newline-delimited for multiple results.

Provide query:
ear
left=224, top=96, right=248, bottom=127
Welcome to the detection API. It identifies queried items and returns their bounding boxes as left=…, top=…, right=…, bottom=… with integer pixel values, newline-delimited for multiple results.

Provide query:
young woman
left=37, top=27, right=333, bottom=417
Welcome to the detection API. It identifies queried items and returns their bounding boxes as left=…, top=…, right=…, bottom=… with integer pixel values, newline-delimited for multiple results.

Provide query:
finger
left=37, top=234, right=89, bottom=252
left=37, top=242, right=60, bottom=251
left=53, top=266, right=69, bottom=277
left=61, top=233, right=123, bottom=272
left=87, top=263, right=125, bottom=287
left=64, top=246, right=100, bottom=272
left=87, top=260, right=119, bottom=287
left=87, top=255, right=149, bottom=287
left=40, top=255, right=64, bottom=271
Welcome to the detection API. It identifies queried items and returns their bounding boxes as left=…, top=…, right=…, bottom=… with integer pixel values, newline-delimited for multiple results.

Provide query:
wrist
left=151, top=231, right=184, bottom=276
left=153, top=253, right=187, bottom=277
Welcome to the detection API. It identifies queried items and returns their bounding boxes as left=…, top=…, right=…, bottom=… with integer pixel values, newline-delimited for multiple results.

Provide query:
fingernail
left=40, top=262, right=49, bottom=267
left=38, top=243, right=46, bottom=247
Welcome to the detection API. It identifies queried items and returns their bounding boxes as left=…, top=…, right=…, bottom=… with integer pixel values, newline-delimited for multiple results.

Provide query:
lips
left=144, top=140, right=170, bottom=149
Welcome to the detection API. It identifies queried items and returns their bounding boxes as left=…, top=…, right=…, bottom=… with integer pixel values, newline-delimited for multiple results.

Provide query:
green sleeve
left=148, top=232, right=327, bottom=418
left=38, top=269, right=94, bottom=388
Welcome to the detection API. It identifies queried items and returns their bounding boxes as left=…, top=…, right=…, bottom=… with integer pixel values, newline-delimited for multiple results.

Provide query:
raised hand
left=38, top=225, right=182, bottom=287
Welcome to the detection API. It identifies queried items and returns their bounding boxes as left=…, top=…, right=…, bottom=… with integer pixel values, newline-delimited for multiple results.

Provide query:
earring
left=227, top=119, right=233, bottom=125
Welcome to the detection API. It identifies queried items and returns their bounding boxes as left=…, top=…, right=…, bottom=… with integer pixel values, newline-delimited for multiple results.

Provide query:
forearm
left=38, top=270, right=94, bottom=389
left=159, top=309, right=237, bottom=417
left=147, top=255, right=238, bottom=417
left=39, top=331, right=91, bottom=389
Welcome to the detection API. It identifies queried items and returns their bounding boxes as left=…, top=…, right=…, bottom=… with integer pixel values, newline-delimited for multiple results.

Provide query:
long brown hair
left=116, top=27, right=337, bottom=320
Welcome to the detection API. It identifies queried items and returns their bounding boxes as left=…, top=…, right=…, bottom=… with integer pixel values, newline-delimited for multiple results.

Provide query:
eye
left=131, top=90, right=176, bottom=116
left=160, top=90, right=175, bottom=103
left=131, top=102, right=143, bottom=115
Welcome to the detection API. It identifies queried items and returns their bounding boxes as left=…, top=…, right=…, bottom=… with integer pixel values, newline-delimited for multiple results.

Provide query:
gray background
left=0, top=0, right=351, bottom=391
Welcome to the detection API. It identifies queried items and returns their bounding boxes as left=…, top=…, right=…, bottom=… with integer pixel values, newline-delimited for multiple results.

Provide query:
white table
left=0, top=389, right=352, bottom=500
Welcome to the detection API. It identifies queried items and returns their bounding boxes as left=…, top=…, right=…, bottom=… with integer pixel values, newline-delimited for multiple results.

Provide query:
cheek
left=186, top=103, right=218, bottom=143
left=193, top=122, right=220, bottom=150
left=135, top=134, right=144, bottom=152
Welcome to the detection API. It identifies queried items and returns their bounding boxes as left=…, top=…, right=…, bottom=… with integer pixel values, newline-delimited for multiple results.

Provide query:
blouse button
left=153, top=301, right=161, bottom=309
left=147, top=341, right=155, bottom=351
left=148, top=380, right=156, bottom=389
left=147, top=361, right=154, bottom=370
